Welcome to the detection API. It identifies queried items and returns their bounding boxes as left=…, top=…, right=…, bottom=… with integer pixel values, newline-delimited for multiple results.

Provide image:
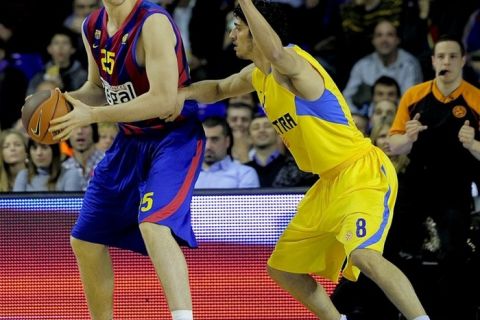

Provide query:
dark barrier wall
left=0, top=189, right=336, bottom=320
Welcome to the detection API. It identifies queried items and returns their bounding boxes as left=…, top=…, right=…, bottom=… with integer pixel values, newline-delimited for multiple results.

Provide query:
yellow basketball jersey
left=251, top=45, right=371, bottom=175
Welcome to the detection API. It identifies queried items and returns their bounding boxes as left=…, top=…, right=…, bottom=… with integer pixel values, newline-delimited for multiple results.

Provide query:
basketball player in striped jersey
left=49, top=0, right=204, bottom=319
left=170, top=1, right=430, bottom=319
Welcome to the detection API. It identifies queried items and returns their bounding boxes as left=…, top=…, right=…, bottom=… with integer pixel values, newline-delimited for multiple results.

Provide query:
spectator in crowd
left=367, top=75, right=401, bottom=116
left=226, top=100, right=255, bottom=163
left=0, top=38, right=28, bottom=130
left=371, top=75, right=400, bottom=101
left=95, top=122, right=118, bottom=153
left=62, top=124, right=104, bottom=191
left=388, top=35, right=480, bottom=319
left=0, top=129, right=27, bottom=192
left=13, top=140, right=82, bottom=191
left=346, top=75, right=401, bottom=120
left=369, top=99, right=397, bottom=133
left=246, top=111, right=317, bottom=187
left=198, top=92, right=259, bottom=141
left=245, top=111, right=285, bottom=187
left=195, top=116, right=259, bottom=189
left=27, top=28, right=87, bottom=96
left=370, top=118, right=408, bottom=175
left=63, top=0, right=100, bottom=67
left=335, top=0, right=403, bottom=86
left=343, top=19, right=422, bottom=113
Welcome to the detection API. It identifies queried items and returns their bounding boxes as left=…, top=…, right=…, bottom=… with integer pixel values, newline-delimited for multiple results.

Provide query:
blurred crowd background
left=0, top=0, right=479, bottom=193
left=1, top=0, right=480, bottom=319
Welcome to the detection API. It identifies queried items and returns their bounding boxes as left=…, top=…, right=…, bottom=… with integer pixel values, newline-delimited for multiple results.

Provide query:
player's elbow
left=161, top=98, right=176, bottom=116
left=150, top=92, right=176, bottom=117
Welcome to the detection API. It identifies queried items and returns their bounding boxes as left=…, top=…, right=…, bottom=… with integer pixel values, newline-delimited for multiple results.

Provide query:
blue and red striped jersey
left=83, top=0, right=195, bottom=135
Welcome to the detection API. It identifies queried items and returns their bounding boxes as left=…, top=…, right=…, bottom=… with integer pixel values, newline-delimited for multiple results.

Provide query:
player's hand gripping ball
left=22, top=89, right=72, bottom=144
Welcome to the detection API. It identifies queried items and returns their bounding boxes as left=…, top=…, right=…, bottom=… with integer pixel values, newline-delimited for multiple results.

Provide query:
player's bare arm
left=188, top=63, right=254, bottom=102
left=50, top=13, right=178, bottom=140
left=165, top=64, right=254, bottom=122
left=165, top=65, right=254, bottom=122
left=238, top=0, right=324, bottom=100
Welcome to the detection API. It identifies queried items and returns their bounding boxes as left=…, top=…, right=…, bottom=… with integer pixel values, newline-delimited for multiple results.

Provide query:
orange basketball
left=22, top=89, right=72, bottom=144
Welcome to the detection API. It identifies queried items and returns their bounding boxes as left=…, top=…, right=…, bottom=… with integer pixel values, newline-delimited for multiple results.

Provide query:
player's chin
left=234, top=49, right=245, bottom=59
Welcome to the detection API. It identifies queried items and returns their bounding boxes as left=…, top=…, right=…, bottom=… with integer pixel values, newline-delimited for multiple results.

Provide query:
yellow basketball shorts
left=267, top=146, right=398, bottom=283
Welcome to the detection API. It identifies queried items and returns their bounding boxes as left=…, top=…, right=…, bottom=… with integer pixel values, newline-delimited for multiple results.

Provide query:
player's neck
left=104, top=0, right=137, bottom=34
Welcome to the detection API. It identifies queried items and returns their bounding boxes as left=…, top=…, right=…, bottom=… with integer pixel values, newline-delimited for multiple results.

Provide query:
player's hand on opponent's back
left=49, top=90, right=94, bottom=141
left=164, top=88, right=186, bottom=122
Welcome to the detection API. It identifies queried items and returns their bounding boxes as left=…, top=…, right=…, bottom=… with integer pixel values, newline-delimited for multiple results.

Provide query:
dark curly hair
left=233, top=0, right=289, bottom=46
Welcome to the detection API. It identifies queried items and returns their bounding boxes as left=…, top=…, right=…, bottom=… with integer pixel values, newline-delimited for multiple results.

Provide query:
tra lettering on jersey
left=272, top=113, right=297, bottom=134
left=101, top=77, right=137, bottom=105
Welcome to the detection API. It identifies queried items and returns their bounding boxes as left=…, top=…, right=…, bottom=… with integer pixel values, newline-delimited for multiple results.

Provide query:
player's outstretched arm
left=185, top=64, right=255, bottom=103
left=165, top=64, right=255, bottom=122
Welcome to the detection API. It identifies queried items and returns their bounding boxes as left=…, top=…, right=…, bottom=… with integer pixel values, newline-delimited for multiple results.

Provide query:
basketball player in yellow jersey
left=170, top=1, right=430, bottom=319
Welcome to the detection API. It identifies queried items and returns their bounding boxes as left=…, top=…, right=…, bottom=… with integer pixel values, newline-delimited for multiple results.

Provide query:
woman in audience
left=0, top=129, right=28, bottom=192
left=369, top=119, right=409, bottom=175
left=96, top=122, right=119, bottom=152
left=13, top=139, right=82, bottom=191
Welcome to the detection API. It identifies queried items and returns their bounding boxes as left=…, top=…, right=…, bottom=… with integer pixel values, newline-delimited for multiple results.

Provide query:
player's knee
left=139, top=222, right=173, bottom=247
left=267, top=264, right=292, bottom=283
left=350, top=248, right=383, bottom=276
left=70, top=236, right=107, bottom=258
left=267, top=264, right=281, bottom=280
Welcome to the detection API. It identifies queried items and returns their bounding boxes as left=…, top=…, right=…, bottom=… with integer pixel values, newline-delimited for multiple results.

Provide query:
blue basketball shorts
left=71, top=122, right=205, bottom=255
